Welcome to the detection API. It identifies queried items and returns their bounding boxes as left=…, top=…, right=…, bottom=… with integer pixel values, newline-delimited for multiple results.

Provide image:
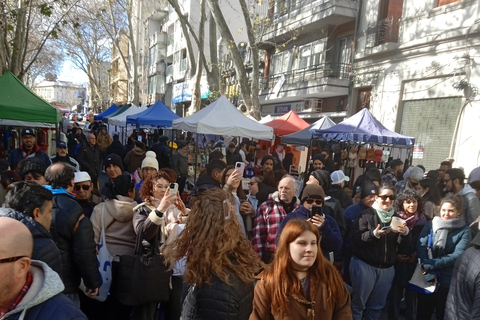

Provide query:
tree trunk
left=207, top=0, right=253, bottom=110
left=191, top=0, right=206, bottom=113
left=127, top=0, right=139, bottom=106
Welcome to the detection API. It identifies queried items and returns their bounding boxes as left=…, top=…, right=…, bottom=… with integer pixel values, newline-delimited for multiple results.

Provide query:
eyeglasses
left=378, top=195, right=395, bottom=201
left=305, top=199, right=323, bottom=205
left=409, top=181, right=419, bottom=187
left=0, top=256, right=28, bottom=264
left=443, top=178, right=452, bottom=183
left=75, top=185, right=90, bottom=191
left=248, top=182, right=257, bottom=186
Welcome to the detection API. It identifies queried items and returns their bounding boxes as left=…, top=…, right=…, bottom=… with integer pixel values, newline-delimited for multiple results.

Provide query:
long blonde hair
left=163, top=188, right=263, bottom=286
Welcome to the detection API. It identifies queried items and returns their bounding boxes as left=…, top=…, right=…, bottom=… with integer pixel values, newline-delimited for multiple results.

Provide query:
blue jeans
left=350, top=256, right=395, bottom=320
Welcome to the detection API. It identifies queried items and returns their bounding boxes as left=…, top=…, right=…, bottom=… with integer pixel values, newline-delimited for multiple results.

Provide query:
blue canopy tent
left=126, top=100, right=179, bottom=127
left=310, top=108, right=415, bottom=147
left=94, top=104, right=119, bottom=121
left=282, top=116, right=336, bottom=146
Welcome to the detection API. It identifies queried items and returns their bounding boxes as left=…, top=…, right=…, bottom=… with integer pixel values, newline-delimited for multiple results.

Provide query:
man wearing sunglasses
left=277, top=184, right=342, bottom=263
left=74, top=172, right=103, bottom=219
left=0, top=217, right=87, bottom=319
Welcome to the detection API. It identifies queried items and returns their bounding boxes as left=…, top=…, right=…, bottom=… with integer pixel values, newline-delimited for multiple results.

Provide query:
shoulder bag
left=115, top=220, right=172, bottom=306
left=409, top=229, right=439, bottom=294
left=80, top=205, right=113, bottom=301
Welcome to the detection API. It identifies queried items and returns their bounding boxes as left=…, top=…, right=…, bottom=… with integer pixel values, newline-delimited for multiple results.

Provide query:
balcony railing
left=263, top=62, right=350, bottom=90
left=365, top=17, right=399, bottom=48
left=272, top=0, right=330, bottom=22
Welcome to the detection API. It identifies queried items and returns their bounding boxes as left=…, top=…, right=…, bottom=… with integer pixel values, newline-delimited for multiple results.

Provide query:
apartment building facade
left=256, top=0, right=359, bottom=124
left=110, top=33, right=129, bottom=106
left=353, top=0, right=480, bottom=172
left=34, top=75, right=85, bottom=112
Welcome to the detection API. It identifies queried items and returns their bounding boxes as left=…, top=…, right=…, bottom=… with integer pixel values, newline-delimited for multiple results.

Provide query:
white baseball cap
left=331, top=170, right=350, bottom=185
left=74, top=171, right=91, bottom=183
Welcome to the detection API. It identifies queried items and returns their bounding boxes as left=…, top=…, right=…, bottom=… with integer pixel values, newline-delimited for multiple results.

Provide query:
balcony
left=260, top=0, right=358, bottom=47
left=365, top=17, right=400, bottom=48
left=149, top=31, right=167, bottom=48
left=259, top=62, right=350, bottom=101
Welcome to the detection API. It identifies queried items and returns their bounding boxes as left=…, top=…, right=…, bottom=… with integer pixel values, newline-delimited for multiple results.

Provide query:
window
left=336, top=36, right=353, bottom=79
left=271, top=51, right=291, bottom=75
left=297, top=40, right=325, bottom=69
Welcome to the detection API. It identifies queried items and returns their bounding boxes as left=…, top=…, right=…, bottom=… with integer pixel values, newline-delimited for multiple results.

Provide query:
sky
left=58, top=60, right=89, bottom=84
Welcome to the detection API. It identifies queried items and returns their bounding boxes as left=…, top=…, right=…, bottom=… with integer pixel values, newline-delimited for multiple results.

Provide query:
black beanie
left=20, top=158, right=46, bottom=177
left=104, top=154, right=124, bottom=171
left=361, top=181, right=378, bottom=199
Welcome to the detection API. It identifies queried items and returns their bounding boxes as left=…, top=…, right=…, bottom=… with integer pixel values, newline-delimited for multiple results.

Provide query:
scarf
left=396, top=211, right=419, bottom=230
left=431, top=216, right=465, bottom=256
left=372, top=202, right=394, bottom=224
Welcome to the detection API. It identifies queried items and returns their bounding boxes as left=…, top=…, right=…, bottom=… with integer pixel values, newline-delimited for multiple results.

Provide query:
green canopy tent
left=0, top=71, right=61, bottom=128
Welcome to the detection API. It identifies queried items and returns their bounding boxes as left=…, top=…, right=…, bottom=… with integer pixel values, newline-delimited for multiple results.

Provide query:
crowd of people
left=0, top=125, right=480, bottom=320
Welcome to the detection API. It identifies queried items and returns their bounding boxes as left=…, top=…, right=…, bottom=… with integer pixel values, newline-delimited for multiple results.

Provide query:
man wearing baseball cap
left=343, top=181, right=379, bottom=285
left=50, top=141, right=80, bottom=171
left=7, top=128, right=51, bottom=171
left=329, top=170, right=353, bottom=210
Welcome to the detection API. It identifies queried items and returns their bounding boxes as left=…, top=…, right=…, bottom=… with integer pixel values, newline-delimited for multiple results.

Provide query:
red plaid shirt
left=0, top=272, right=33, bottom=317
left=252, top=192, right=300, bottom=257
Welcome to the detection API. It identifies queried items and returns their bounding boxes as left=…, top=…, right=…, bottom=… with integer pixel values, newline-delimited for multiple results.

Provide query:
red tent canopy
left=264, top=110, right=310, bottom=136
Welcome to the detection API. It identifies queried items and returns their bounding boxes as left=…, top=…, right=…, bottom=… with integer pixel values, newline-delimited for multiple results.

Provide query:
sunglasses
left=75, top=185, right=90, bottom=191
left=305, top=199, right=323, bottom=205
left=248, top=182, right=257, bottom=186
left=0, top=256, right=28, bottom=264
left=378, top=195, right=395, bottom=201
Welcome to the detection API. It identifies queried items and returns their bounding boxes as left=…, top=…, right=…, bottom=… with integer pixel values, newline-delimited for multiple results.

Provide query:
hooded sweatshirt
left=90, top=195, right=138, bottom=259
left=458, top=184, right=480, bottom=225
left=2, top=260, right=87, bottom=320
left=124, top=147, right=146, bottom=173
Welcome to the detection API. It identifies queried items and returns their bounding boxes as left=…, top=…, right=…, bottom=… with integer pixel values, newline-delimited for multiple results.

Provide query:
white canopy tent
left=172, top=96, right=274, bottom=140
left=107, top=104, right=147, bottom=127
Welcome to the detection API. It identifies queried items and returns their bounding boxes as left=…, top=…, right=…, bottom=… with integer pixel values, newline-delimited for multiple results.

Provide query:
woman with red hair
left=250, top=219, right=351, bottom=319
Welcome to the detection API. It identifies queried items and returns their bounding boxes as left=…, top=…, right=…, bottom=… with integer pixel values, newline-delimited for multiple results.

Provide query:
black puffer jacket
left=49, top=191, right=100, bottom=293
left=445, top=239, right=480, bottom=319
left=353, top=207, right=410, bottom=268
left=0, top=208, right=62, bottom=277
left=182, top=272, right=254, bottom=320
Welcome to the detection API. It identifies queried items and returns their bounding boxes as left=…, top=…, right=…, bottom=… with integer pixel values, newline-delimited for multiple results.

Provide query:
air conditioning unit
left=303, top=99, right=322, bottom=112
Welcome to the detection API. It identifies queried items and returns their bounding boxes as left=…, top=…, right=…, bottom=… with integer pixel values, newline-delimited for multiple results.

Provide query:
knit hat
left=141, top=151, right=159, bottom=171
left=21, top=128, right=35, bottom=137
left=331, top=170, right=350, bottom=185
left=302, top=184, right=327, bottom=200
left=74, top=171, right=91, bottom=183
left=159, top=135, right=169, bottom=142
left=261, top=155, right=274, bottom=166
left=360, top=181, right=378, bottom=199
left=313, top=153, right=326, bottom=162
left=104, top=153, right=124, bottom=171
left=20, top=158, right=46, bottom=177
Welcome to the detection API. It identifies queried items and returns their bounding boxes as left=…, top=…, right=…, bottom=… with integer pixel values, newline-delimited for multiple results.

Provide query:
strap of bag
left=133, top=211, right=162, bottom=256
left=100, top=204, right=107, bottom=246
left=427, top=229, right=433, bottom=259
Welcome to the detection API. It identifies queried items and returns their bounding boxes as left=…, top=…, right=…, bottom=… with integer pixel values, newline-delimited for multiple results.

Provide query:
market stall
left=309, top=108, right=416, bottom=183
left=94, top=104, right=119, bottom=121
left=126, top=100, right=179, bottom=127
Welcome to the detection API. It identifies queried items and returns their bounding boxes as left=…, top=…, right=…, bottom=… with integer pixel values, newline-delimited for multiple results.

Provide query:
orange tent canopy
left=264, top=110, right=310, bottom=136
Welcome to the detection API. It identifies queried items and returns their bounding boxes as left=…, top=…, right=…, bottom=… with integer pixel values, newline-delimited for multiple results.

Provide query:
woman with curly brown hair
left=250, top=219, right=351, bottom=319
left=133, top=168, right=188, bottom=320
left=164, top=188, right=263, bottom=320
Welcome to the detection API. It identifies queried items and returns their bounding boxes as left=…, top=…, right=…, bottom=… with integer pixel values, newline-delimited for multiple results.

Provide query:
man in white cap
left=329, top=170, right=353, bottom=210
left=73, top=171, right=103, bottom=218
